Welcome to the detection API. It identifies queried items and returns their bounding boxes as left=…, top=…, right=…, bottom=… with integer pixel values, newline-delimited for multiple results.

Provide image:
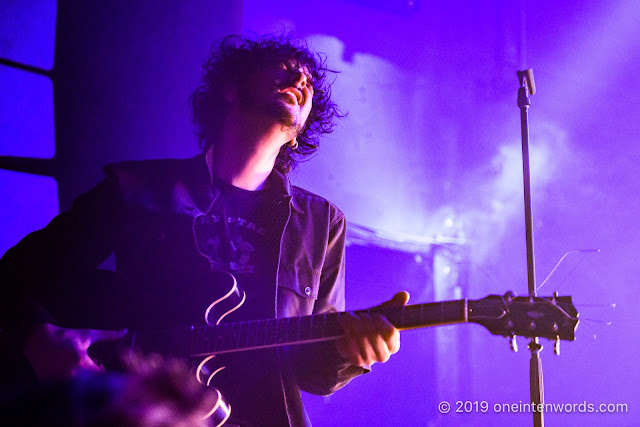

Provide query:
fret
left=284, top=317, right=295, bottom=344
left=222, top=323, right=233, bottom=352
left=401, top=305, right=421, bottom=328
left=300, top=315, right=312, bottom=341
left=246, top=320, right=257, bottom=349
left=228, top=323, right=235, bottom=350
left=402, top=301, right=466, bottom=330
left=232, top=322, right=240, bottom=350
left=266, top=318, right=277, bottom=346
left=190, top=300, right=470, bottom=356
left=241, top=321, right=249, bottom=349
left=323, top=313, right=329, bottom=338
left=239, top=321, right=248, bottom=349
left=355, top=301, right=467, bottom=331
left=249, top=320, right=260, bottom=347
left=212, top=324, right=221, bottom=353
left=310, top=313, right=324, bottom=339
left=216, top=325, right=225, bottom=352
left=256, top=319, right=266, bottom=348
left=231, top=322, right=240, bottom=350
left=213, top=324, right=221, bottom=353
left=414, top=303, right=440, bottom=328
left=277, top=318, right=288, bottom=344
left=185, top=294, right=578, bottom=358
left=331, top=313, right=337, bottom=336
left=275, top=318, right=281, bottom=344
left=441, top=301, right=466, bottom=325
left=286, top=318, right=293, bottom=343
left=326, top=312, right=340, bottom=338
left=239, top=321, right=249, bottom=350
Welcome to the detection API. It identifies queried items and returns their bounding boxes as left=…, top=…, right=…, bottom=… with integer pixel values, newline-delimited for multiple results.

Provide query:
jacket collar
left=199, top=149, right=303, bottom=214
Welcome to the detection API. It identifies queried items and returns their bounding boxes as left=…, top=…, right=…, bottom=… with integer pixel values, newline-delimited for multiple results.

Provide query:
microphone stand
left=516, top=69, right=544, bottom=427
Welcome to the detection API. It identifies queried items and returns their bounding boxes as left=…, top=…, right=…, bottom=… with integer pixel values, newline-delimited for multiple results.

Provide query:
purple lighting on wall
left=0, top=170, right=59, bottom=256
left=0, top=0, right=58, bottom=257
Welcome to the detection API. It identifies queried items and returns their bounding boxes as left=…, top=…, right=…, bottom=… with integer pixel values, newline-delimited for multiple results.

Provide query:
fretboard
left=190, top=300, right=467, bottom=357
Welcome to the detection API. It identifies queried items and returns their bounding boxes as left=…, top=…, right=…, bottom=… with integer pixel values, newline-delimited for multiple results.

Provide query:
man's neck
left=207, top=111, right=291, bottom=191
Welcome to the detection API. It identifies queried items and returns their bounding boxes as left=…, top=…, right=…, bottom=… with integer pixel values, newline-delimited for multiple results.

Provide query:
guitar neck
left=190, top=300, right=468, bottom=357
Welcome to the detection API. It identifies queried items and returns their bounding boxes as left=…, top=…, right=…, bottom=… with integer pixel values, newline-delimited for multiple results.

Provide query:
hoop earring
left=289, top=138, right=298, bottom=150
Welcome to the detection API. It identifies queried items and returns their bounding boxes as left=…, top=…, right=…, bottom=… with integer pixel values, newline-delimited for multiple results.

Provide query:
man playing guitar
left=0, top=35, right=407, bottom=426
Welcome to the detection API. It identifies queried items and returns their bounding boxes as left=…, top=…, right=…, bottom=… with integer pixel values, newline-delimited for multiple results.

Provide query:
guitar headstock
left=468, top=292, right=579, bottom=341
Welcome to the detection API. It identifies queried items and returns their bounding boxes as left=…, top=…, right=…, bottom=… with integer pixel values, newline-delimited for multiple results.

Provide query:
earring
left=289, top=138, right=299, bottom=150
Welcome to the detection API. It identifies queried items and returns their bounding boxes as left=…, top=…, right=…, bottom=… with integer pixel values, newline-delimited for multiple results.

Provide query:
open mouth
left=279, top=87, right=303, bottom=105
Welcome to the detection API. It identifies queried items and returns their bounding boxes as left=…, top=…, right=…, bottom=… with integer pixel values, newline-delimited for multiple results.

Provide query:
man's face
left=237, top=58, right=314, bottom=137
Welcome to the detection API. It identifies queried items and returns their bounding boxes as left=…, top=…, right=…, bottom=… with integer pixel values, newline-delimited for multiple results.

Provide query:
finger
left=371, top=313, right=396, bottom=342
left=78, top=352, right=101, bottom=371
left=355, top=313, right=398, bottom=364
left=352, top=313, right=391, bottom=365
left=358, top=314, right=385, bottom=364
left=338, top=313, right=371, bottom=366
left=366, top=323, right=390, bottom=364
left=378, top=291, right=410, bottom=309
left=335, top=338, right=365, bottom=367
left=60, top=328, right=93, bottom=352
left=347, top=314, right=372, bottom=366
left=373, top=314, right=400, bottom=354
left=338, top=312, right=359, bottom=333
left=89, top=328, right=129, bottom=343
left=62, top=328, right=126, bottom=352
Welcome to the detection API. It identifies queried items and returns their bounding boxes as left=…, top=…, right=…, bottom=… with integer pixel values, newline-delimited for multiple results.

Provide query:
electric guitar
left=10, top=272, right=577, bottom=426
left=181, top=274, right=579, bottom=425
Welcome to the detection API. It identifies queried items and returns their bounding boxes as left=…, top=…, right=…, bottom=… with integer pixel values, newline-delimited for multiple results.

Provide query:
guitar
left=191, top=284, right=578, bottom=361
left=55, top=269, right=575, bottom=426
left=181, top=274, right=579, bottom=425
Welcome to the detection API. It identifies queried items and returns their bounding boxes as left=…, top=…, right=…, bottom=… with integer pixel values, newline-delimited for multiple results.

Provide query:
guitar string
left=536, top=248, right=600, bottom=292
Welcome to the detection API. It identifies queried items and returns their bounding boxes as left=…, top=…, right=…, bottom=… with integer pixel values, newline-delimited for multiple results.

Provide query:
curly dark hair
left=189, top=35, right=344, bottom=174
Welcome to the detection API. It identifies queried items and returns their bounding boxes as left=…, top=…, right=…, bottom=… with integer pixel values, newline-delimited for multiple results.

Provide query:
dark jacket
left=0, top=153, right=365, bottom=425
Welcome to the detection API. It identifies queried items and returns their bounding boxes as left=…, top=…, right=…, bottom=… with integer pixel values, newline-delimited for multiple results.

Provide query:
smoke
left=450, top=120, right=570, bottom=264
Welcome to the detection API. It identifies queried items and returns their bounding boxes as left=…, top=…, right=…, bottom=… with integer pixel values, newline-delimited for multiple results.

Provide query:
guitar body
left=87, top=270, right=284, bottom=427
left=0, top=270, right=245, bottom=426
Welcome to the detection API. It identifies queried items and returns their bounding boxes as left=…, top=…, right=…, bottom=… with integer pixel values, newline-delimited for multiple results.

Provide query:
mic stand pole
left=516, top=69, right=544, bottom=427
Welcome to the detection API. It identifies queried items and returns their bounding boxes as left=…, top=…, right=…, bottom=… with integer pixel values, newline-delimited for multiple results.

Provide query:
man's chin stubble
left=269, top=103, right=302, bottom=138
left=240, top=96, right=301, bottom=138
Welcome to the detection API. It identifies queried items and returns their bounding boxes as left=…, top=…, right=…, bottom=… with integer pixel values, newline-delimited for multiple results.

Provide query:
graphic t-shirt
left=193, top=177, right=289, bottom=426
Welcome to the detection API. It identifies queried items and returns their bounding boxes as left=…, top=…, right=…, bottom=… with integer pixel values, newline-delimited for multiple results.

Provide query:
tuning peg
left=554, top=338, right=560, bottom=355
left=510, top=335, right=518, bottom=352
